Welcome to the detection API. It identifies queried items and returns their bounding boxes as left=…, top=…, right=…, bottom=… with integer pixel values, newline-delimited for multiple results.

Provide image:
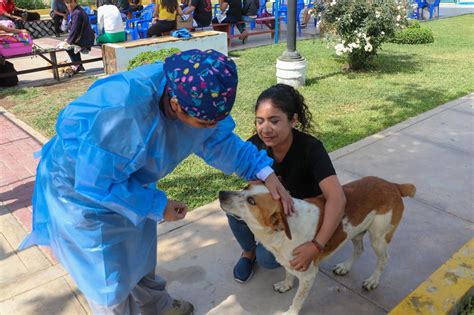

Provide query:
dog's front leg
left=273, top=269, right=295, bottom=293
left=283, top=268, right=318, bottom=315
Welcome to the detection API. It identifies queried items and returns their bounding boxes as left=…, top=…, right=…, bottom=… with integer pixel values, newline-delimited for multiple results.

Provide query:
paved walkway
left=1, top=92, right=473, bottom=314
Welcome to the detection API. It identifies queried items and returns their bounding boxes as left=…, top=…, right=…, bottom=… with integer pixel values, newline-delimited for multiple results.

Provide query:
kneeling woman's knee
left=256, top=244, right=280, bottom=269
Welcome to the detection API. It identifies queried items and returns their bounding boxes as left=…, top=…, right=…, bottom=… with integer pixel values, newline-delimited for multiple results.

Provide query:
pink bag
left=0, top=32, right=33, bottom=57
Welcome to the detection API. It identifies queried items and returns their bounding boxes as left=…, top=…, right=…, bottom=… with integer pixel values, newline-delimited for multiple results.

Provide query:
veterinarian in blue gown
left=19, top=49, right=293, bottom=315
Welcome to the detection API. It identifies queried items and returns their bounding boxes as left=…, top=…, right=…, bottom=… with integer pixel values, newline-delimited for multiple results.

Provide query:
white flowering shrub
left=319, top=0, right=409, bottom=70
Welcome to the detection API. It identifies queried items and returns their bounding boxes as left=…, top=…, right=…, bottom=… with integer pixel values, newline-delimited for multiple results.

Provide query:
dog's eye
left=247, top=197, right=256, bottom=205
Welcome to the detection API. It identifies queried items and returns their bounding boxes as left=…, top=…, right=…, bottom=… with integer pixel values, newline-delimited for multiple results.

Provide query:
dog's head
left=58, top=61, right=74, bottom=78
left=219, top=184, right=292, bottom=240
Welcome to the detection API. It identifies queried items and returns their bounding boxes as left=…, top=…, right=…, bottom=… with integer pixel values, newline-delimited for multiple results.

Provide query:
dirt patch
left=42, top=77, right=95, bottom=94
left=1, top=98, right=17, bottom=110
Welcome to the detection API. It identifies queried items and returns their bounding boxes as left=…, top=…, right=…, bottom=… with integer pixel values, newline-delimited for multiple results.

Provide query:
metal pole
left=280, top=0, right=301, bottom=60
left=274, top=0, right=279, bottom=43
left=287, top=0, right=296, bottom=52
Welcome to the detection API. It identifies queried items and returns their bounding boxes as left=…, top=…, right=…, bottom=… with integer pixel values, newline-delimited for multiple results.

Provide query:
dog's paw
left=333, top=263, right=350, bottom=276
left=362, top=276, right=379, bottom=291
left=273, top=280, right=293, bottom=293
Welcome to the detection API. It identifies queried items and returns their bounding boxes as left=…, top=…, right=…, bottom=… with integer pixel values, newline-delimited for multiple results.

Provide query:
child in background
left=96, top=0, right=125, bottom=43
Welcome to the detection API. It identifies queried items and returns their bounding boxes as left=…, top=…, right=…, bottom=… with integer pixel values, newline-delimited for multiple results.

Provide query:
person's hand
left=264, top=172, right=295, bottom=215
left=163, top=199, right=188, bottom=222
left=290, top=242, right=320, bottom=272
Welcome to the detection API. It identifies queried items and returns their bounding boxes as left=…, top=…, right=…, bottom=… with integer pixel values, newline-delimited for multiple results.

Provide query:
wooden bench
left=212, top=16, right=279, bottom=47
left=0, top=44, right=103, bottom=81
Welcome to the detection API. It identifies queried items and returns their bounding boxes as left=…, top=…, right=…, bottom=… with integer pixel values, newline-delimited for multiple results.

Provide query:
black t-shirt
left=248, top=129, right=336, bottom=199
left=224, top=0, right=243, bottom=20
left=191, top=0, right=212, bottom=27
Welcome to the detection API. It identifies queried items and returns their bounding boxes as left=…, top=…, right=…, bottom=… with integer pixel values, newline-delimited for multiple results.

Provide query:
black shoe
left=77, top=65, right=86, bottom=73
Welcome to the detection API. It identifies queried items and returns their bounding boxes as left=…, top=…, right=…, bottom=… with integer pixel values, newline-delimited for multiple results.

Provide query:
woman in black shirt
left=229, top=84, right=346, bottom=283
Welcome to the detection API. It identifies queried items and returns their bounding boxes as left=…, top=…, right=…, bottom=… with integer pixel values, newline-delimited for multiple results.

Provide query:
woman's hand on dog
left=163, top=200, right=188, bottom=221
left=290, top=242, right=320, bottom=272
left=264, top=173, right=295, bottom=216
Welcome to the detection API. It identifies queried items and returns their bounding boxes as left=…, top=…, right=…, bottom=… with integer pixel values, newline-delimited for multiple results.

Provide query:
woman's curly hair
left=255, top=84, right=315, bottom=133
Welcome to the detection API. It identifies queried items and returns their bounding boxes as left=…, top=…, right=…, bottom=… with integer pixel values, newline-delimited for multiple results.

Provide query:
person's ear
left=170, top=97, right=183, bottom=113
left=290, top=113, right=298, bottom=128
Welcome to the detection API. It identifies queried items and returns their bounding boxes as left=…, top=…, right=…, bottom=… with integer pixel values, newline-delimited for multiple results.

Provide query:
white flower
left=336, top=17, right=340, bottom=21
left=375, top=11, right=381, bottom=18
left=350, top=18, right=353, bottom=22
left=330, top=0, right=336, bottom=6
left=381, top=31, right=385, bottom=35
left=348, top=42, right=360, bottom=49
left=335, top=43, right=345, bottom=55
left=364, top=43, right=373, bottom=52
left=397, top=5, right=401, bottom=10
left=396, top=15, right=401, bottom=21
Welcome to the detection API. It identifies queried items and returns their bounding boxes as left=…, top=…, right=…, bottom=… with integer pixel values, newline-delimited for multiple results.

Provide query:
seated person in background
left=147, top=0, right=183, bottom=37
left=212, top=0, right=247, bottom=41
left=242, top=0, right=258, bottom=17
left=96, top=0, right=125, bottom=43
left=50, top=0, right=68, bottom=37
left=181, top=0, right=211, bottom=28
left=0, top=0, right=40, bottom=29
left=63, top=0, right=95, bottom=74
left=115, top=0, right=130, bottom=19
left=130, top=0, right=143, bottom=16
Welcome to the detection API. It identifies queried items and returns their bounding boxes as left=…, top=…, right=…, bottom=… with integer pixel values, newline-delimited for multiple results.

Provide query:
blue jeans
left=227, top=214, right=280, bottom=269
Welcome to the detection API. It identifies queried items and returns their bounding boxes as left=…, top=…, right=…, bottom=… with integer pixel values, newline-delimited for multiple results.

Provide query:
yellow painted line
left=389, top=238, right=474, bottom=315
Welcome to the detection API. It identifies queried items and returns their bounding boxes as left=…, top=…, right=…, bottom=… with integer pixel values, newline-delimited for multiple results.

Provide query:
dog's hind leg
left=333, top=232, right=365, bottom=276
left=273, top=269, right=295, bottom=293
left=363, top=215, right=391, bottom=290
left=283, top=270, right=318, bottom=315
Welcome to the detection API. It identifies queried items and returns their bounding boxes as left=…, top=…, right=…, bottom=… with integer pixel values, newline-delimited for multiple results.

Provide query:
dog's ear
left=271, top=211, right=292, bottom=240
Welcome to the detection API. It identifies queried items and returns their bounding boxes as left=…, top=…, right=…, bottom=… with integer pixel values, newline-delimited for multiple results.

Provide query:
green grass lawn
left=1, top=15, right=473, bottom=209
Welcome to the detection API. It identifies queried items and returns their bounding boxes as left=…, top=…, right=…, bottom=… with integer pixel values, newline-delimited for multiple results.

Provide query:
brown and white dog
left=219, top=176, right=416, bottom=315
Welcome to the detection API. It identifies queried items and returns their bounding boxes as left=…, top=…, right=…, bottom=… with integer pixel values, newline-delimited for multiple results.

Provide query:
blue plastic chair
left=124, top=9, right=153, bottom=40
left=124, top=19, right=139, bottom=40
left=427, top=0, right=440, bottom=19
left=413, top=0, right=426, bottom=19
left=272, top=0, right=304, bottom=36
left=136, top=9, right=153, bottom=38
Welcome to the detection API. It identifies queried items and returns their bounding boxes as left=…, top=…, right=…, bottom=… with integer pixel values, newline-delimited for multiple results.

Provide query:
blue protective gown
left=19, top=62, right=272, bottom=306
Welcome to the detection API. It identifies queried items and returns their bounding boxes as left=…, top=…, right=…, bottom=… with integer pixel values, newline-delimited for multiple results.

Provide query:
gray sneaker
left=163, top=299, right=194, bottom=315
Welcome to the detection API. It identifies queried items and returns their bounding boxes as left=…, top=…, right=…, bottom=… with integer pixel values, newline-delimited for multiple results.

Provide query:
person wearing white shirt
left=96, top=0, right=125, bottom=43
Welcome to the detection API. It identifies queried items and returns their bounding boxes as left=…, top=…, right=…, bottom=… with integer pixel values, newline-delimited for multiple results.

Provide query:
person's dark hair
left=161, top=0, right=178, bottom=13
left=97, top=0, right=114, bottom=6
left=255, top=83, right=314, bottom=133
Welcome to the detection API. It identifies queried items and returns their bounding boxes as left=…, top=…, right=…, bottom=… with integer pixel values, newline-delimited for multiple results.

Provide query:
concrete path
left=0, top=90, right=472, bottom=314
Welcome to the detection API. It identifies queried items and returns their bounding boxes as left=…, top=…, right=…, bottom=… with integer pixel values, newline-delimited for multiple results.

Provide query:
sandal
left=233, top=256, right=255, bottom=283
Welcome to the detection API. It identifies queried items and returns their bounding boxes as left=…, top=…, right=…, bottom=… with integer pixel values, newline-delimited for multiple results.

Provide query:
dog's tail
left=396, top=183, right=416, bottom=198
